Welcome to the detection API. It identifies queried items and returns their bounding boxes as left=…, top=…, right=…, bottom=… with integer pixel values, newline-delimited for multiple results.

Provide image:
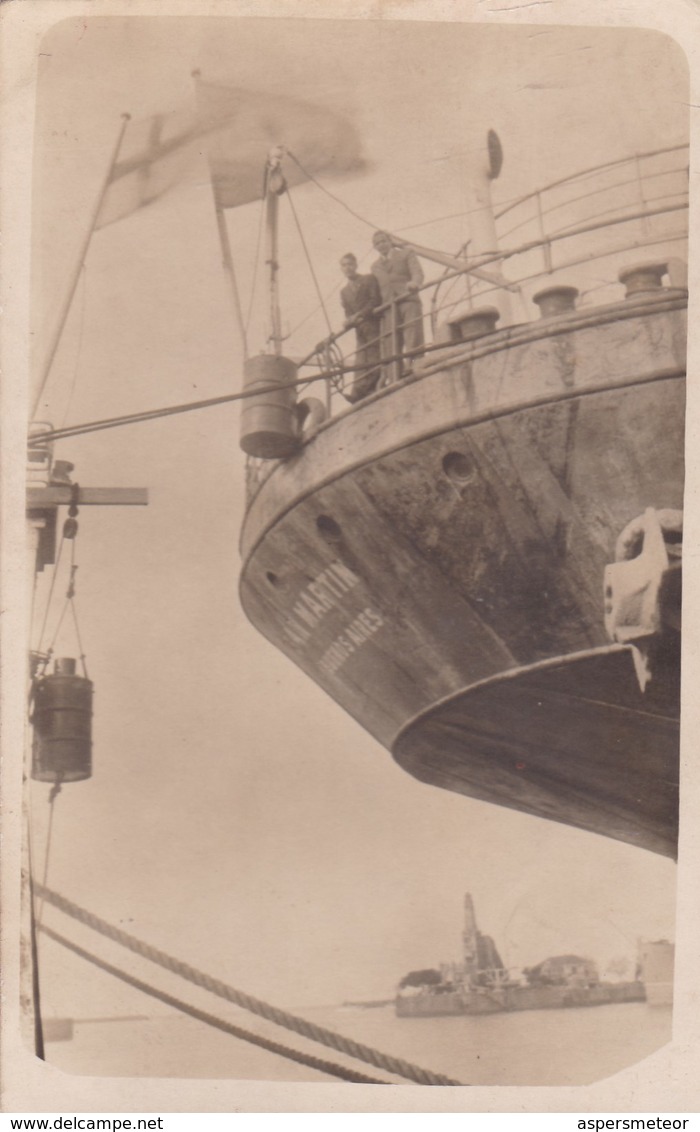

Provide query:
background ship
left=238, top=140, right=687, bottom=860
left=395, top=893, right=645, bottom=1018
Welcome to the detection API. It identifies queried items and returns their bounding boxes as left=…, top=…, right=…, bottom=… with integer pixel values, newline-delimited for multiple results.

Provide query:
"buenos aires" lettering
left=317, top=607, right=385, bottom=677
left=282, top=561, right=360, bottom=647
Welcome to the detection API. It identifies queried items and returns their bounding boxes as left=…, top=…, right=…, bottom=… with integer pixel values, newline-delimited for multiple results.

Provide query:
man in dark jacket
left=339, top=253, right=383, bottom=402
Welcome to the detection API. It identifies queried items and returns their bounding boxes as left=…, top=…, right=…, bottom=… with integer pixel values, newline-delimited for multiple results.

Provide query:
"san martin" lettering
left=282, top=561, right=360, bottom=646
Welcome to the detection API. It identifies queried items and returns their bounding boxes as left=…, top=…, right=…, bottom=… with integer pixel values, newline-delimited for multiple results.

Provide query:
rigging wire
left=32, top=342, right=413, bottom=443
left=35, top=372, right=337, bottom=443
left=69, top=598, right=90, bottom=680
left=48, top=533, right=89, bottom=676
left=285, top=149, right=552, bottom=241
left=244, top=171, right=268, bottom=336
left=284, top=186, right=335, bottom=340
left=31, top=112, right=133, bottom=422
left=34, top=497, right=89, bottom=681
left=35, top=883, right=463, bottom=1086
left=287, top=282, right=342, bottom=340
left=40, top=925, right=389, bottom=1084
left=286, top=151, right=384, bottom=232
left=34, top=532, right=67, bottom=669
left=46, top=545, right=78, bottom=659
left=60, top=262, right=89, bottom=429
left=35, top=784, right=64, bottom=931
left=284, top=248, right=374, bottom=343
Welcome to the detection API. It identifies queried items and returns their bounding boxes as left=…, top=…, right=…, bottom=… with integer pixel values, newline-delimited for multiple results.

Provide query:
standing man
left=339, top=253, right=383, bottom=403
left=371, top=231, right=425, bottom=380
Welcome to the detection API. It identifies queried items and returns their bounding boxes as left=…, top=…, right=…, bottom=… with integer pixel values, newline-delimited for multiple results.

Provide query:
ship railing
left=244, top=146, right=688, bottom=496
left=433, top=143, right=688, bottom=327
left=320, top=146, right=687, bottom=412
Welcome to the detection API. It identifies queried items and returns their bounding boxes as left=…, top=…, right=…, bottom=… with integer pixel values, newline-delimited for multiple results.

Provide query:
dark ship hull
left=239, top=287, right=685, bottom=858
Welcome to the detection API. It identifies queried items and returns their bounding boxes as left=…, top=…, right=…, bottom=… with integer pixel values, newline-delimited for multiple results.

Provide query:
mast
left=265, top=146, right=287, bottom=355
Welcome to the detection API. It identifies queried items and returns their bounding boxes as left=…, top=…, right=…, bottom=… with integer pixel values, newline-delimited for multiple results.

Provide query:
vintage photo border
left=1, top=0, right=699, bottom=1115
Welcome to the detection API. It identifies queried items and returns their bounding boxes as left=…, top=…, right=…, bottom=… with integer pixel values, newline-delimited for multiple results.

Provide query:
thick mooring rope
left=41, top=925, right=388, bottom=1084
left=36, top=885, right=463, bottom=1086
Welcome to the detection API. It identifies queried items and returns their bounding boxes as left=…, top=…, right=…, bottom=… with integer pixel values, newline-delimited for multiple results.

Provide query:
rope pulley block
left=31, top=657, right=93, bottom=783
left=63, top=482, right=80, bottom=540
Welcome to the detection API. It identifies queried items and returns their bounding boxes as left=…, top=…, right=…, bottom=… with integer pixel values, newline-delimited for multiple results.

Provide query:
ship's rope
left=34, top=336, right=469, bottom=444
left=35, top=329, right=687, bottom=448
left=40, top=925, right=389, bottom=1084
left=35, top=884, right=463, bottom=1086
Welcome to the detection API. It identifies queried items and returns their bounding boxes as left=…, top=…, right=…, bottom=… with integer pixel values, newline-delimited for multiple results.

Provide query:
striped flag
left=95, top=107, right=201, bottom=228
left=196, top=78, right=365, bottom=209
left=96, top=83, right=365, bottom=227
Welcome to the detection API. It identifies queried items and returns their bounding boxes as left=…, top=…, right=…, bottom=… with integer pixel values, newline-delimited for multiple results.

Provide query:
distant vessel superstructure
left=395, top=894, right=645, bottom=1017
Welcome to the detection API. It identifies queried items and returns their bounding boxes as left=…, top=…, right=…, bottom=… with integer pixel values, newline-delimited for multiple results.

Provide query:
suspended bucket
left=240, top=354, right=301, bottom=459
left=31, top=658, right=93, bottom=783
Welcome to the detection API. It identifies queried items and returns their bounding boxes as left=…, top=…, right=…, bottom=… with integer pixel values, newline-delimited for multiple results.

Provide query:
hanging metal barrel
left=240, top=354, right=301, bottom=459
left=31, top=658, right=93, bottom=783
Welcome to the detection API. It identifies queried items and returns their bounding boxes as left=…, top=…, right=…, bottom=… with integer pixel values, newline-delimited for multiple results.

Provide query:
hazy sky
left=23, top=12, right=688, bottom=1073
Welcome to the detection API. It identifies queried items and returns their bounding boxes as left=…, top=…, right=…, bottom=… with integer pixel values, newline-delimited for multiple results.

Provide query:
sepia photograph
left=1, top=0, right=699, bottom=1115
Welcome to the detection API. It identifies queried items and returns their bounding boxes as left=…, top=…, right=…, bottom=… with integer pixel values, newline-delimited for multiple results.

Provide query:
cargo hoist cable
left=33, top=533, right=67, bottom=677
left=35, top=884, right=464, bottom=1087
left=36, top=503, right=90, bottom=681
left=30, top=494, right=89, bottom=928
left=45, top=548, right=83, bottom=673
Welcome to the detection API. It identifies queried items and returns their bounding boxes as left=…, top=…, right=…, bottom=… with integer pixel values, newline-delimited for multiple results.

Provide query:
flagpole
left=191, top=70, right=249, bottom=360
left=32, top=113, right=132, bottom=421
left=214, top=204, right=249, bottom=360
